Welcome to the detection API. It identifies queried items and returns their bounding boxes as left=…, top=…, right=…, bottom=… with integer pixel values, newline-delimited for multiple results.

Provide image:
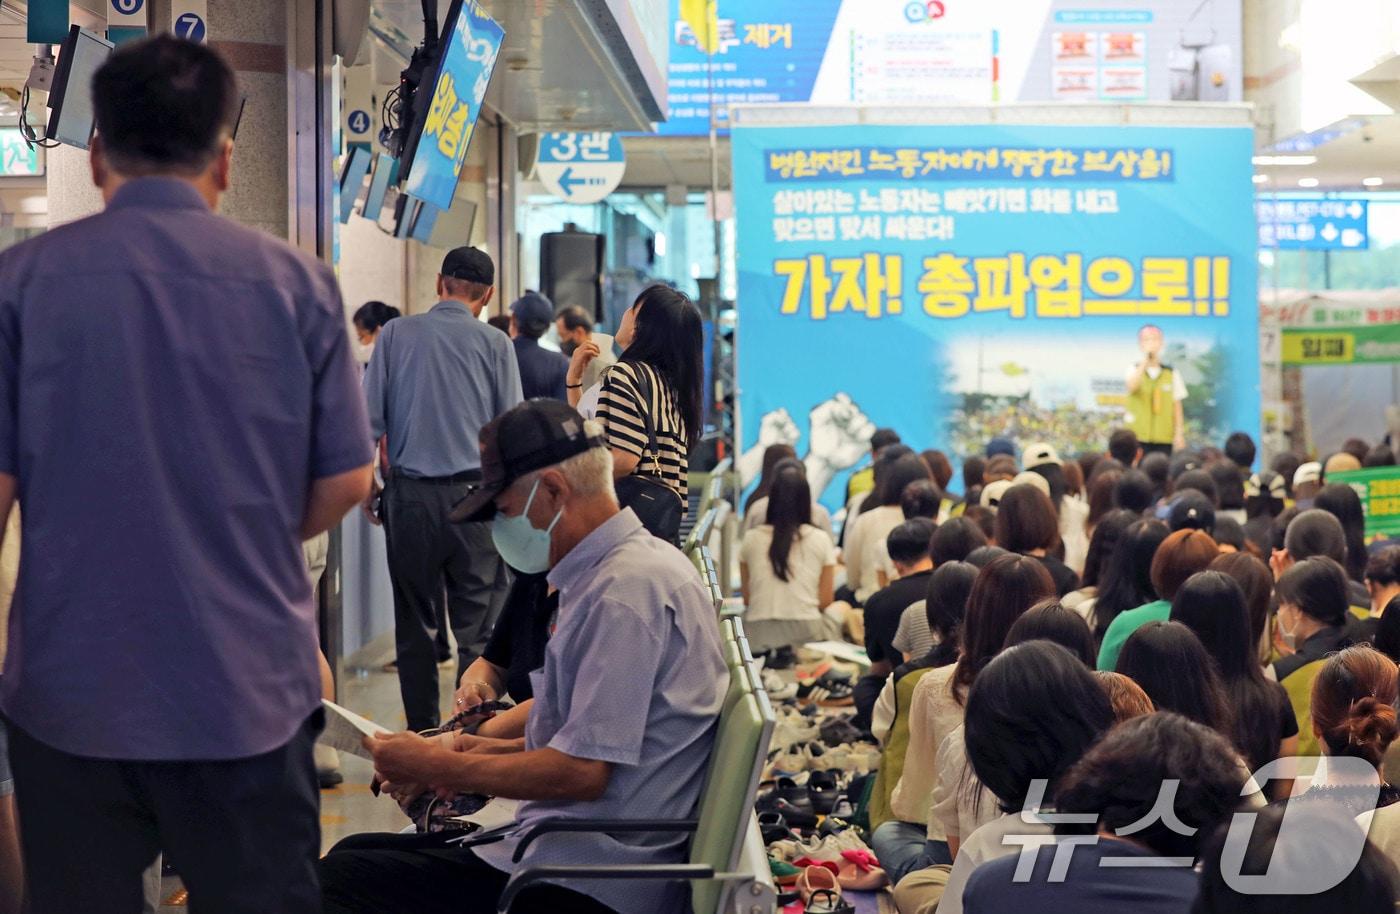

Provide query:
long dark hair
left=1092, top=518, right=1168, bottom=637
left=1315, top=483, right=1368, bottom=582
left=880, top=454, right=933, bottom=507
left=1116, top=621, right=1233, bottom=739
left=765, top=462, right=812, bottom=582
left=1005, top=600, right=1097, bottom=667
left=1082, top=509, right=1137, bottom=589
left=926, top=562, right=979, bottom=668
left=954, top=554, right=1056, bottom=703
left=965, top=641, right=1115, bottom=812
left=1170, top=571, right=1281, bottom=771
left=745, top=444, right=796, bottom=512
left=620, top=284, right=704, bottom=450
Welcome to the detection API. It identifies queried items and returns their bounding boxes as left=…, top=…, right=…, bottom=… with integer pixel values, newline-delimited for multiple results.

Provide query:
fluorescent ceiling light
left=1252, top=174, right=1269, bottom=183
left=1363, top=177, right=1384, bottom=187
left=1252, top=155, right=1318, bottom=166
left=1297, top=177, right=1320, bottom=188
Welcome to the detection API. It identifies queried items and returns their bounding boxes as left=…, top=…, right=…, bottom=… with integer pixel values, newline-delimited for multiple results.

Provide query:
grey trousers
left=382, top=475, right=510, bottom=731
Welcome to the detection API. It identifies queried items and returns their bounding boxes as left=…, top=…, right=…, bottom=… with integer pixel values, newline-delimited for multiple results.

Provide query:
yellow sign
left=1281, top=331, right=1354, bottom=365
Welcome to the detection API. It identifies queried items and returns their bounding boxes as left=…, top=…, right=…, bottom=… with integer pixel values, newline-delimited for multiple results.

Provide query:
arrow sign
left=558, top=166, right=585, bottom=194
left=1320, top=222, right=1339, bottom=242
left=535, top=132, right=625, bottom=203
left=1342, top=228, right=1366, bottom=248
left=1348, top=201, right=1364, bottom=219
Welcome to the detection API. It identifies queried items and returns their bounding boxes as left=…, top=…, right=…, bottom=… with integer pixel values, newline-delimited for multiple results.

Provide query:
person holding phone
left=558, top=305, right=616, bottom=419
left=1125, top=324, right=1188, bottom=456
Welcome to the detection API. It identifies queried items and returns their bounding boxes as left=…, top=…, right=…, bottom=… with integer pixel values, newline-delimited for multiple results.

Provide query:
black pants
left=319, top=832, right=618, bottom=914
left=1140, top=442, right=1174, bottom=457
left=852, top=672, right=885, bottom=732
left=8, top=713, right=322, bottom=914
left=383, top=474, right=511, bottom=731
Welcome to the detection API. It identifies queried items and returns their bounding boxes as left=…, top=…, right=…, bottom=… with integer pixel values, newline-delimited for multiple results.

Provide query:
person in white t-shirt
left=846, top=454, right=933, bottom=603
left=740, top=462, right=838, bottom=653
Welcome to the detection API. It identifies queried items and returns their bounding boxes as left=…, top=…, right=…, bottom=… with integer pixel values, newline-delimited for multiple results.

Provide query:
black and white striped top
left=596, top=360, right=689, bottom=504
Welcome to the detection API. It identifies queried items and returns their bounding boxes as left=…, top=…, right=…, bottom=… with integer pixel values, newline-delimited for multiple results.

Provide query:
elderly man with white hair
left=320, top=399, right=726, bottom=914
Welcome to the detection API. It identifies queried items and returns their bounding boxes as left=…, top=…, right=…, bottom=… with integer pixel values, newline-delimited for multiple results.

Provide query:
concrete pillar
left=46, top=0, right=293, bottom=240
left=45, top=144, right=102, bottom=229
left=208, top=0, right=290, bottom=240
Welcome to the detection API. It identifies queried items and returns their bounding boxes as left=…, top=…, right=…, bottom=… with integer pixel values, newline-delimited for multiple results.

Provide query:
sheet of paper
left=448, top=797, right=519, bottom=832
left=319, top=699, right=391, bottom=760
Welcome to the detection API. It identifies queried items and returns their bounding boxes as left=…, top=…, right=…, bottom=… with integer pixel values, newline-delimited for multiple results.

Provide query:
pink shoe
left=795, top=863, right=839, bottom=905
left=836, top=848, right=889, bottom=891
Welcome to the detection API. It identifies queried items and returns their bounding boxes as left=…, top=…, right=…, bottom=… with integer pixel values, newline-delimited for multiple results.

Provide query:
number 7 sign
left=171, top=0, right=208, bottom=44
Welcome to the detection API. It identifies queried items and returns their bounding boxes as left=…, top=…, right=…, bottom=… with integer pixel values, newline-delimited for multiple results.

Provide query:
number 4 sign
left=171, top=0, right=208, bottom=44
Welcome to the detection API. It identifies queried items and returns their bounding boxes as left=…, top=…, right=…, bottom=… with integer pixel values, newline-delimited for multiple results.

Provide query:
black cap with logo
left=449, top=399, right=605, bottom=522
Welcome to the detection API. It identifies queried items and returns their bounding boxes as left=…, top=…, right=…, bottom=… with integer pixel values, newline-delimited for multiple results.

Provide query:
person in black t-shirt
left=451, top=573, right=556, bottom=731
left=852, top=518, right=936, bottom=729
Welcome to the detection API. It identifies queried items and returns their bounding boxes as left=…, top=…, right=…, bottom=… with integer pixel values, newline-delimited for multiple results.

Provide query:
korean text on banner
left=405, top=1, right=504, bottom=211
left=1328, top=468, right=1400, bottom=540
left=732, top=123, right=1259, bottom=512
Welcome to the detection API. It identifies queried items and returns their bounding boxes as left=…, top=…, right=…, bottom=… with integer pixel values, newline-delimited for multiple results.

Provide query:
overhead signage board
left=1257, top=197, right=1368, bottom=251
left=1328, top=467, right=1400, bottom=538
left=404, top=0, right=504, bottom=211
left=536, top=132, right=626, bottom=204
left=656, top=0, right=1243, bottom=136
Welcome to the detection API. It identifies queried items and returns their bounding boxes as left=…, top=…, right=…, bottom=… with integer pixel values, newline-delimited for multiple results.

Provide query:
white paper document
left=319, top=699, right=391, bottom=760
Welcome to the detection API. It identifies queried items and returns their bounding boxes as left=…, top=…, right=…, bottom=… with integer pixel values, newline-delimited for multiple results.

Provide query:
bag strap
left=630, top=363, right=664, bottom=478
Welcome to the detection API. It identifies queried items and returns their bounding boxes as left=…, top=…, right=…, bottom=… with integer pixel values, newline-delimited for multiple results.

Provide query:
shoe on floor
left=314, top=743, right=343, bottom=789
left=808, top=769, right=842, bottom=815
left=805, top=886, right=854, bottom=914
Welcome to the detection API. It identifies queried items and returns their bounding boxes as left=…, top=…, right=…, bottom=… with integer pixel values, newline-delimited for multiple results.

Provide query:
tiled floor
left=157, top=663, right=459, bottom=910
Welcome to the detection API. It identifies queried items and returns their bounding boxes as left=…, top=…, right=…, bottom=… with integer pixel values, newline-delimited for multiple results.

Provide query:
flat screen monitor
left=362, top=154, right=396, bottom=222
left=47, top=26, right=114, bottom=150
left=337, top=146, right=372, bottom=224
left=400, top=0, right=504, bottom=210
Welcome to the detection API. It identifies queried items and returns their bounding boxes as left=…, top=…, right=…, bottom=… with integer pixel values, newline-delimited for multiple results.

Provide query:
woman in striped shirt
left=595, top=285, right=704, bottom=512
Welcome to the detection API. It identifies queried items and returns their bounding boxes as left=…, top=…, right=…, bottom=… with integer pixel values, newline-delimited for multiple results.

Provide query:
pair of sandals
left=793, top=862, right=856, bottom=913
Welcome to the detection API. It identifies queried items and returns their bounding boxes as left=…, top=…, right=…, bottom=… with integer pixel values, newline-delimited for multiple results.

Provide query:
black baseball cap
left=449, top=400, right=606, bottom=522
left=1168, top=491, right=1216, bottom=535
left=441, top=246, right=494, bottom=286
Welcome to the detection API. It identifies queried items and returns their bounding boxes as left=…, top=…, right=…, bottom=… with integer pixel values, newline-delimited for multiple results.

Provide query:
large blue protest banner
left=732, top=121, right=1259, bottom=511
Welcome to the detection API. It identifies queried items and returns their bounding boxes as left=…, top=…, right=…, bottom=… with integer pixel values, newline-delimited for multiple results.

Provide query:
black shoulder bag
left=613, top=364, right=684, bottom=544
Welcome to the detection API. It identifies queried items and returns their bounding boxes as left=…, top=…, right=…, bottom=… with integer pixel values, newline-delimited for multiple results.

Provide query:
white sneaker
left=771, top=718, right=820, bottom=751
left=762, top=668, right=798, bottom=701
left=794, top=834, right=845, bottom=863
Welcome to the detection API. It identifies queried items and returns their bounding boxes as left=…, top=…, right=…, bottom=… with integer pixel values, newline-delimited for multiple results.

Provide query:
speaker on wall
left=540, top=229, right=605, bottom=323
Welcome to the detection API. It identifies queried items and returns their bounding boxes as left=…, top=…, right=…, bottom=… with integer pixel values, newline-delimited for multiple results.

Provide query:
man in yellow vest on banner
left=1125, top=324, right=1187, bottom=456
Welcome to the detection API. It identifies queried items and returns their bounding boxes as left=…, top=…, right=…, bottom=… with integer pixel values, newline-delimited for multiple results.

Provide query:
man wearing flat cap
left=364, top=246, right=523, bottom=732
left=320, top=399, right=725, bottom=914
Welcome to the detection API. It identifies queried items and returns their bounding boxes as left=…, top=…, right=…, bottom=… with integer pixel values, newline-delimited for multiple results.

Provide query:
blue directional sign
left=1257, top=197, right=1369, bottom=251
left=347, top=109, right=371, bottom=136
left=535, top=132, right=626, bottom=204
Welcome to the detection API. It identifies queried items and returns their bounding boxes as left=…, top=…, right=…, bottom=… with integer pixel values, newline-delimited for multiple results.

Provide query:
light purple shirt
left=475, top=509, right=727, bottom=913
left=0, top=178, right=372, bottom=760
